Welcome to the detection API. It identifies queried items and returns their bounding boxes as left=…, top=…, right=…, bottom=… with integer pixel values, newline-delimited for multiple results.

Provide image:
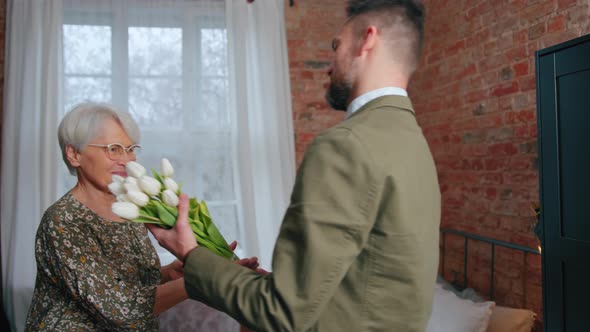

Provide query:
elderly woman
left=24, top=103, right=188, bottom=331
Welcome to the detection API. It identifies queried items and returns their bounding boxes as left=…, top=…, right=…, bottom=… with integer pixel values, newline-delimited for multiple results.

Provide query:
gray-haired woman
left=25, top=103, right=188, bottom=331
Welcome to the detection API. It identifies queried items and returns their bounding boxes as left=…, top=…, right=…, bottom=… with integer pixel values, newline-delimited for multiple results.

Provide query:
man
left=149, top=1, right=440, bottom=331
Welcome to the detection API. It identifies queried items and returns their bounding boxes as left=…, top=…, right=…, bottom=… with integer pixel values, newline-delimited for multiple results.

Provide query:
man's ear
left=359, top=25, right=378, bottom=55
left=65, top=144, right=81, bottom=168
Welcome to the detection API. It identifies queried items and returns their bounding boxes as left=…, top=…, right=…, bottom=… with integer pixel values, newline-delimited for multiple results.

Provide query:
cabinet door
left=536, top=35, right=590, bottom=332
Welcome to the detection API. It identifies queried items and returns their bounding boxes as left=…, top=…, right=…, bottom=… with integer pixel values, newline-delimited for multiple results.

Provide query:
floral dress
left=25, top=192, right=162, bottom=331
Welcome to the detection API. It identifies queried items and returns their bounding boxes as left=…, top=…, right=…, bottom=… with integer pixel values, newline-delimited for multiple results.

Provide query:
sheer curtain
left=1, top=0, right=294, bottom=331
left=1, top=1, right=63, bottom=331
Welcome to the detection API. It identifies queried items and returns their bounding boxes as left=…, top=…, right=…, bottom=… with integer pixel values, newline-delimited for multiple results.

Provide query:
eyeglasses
left=86, top=143, right=142, bottom=160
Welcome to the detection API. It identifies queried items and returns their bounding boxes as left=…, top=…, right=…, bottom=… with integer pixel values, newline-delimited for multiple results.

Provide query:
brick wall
left=410, top=0, right=589, bottom=326
left=286, top=0, right=590, bottom=329
left=285, top=0, right=346, bottom=166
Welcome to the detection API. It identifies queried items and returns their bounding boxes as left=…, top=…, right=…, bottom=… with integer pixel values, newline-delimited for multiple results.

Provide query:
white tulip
left=163, top=177, right=179, bottom=193
left=124, top=177, right=141, bottom=193
left=162, top=189, right=179, bottom=207
left=127, top=191, right=150, bottom=207
left=112, top=202, right=139, bottom=220
left=111, top=174, right=125, bottom=183
left=108, top=181, right=126, bottom=196
left=161, top=158, right=174, bottom=178
left=116, top=194, right=130, bottom=202
left=126, top=161, right=146, bottom=178
left=138, top=176, right=161, bottom=196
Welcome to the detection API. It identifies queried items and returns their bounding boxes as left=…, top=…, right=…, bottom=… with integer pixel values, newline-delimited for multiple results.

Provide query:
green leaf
left=143, top=201, right=159, bottom=217
left=189, top=197, right=199, bottom=209
left=162, top=203, right=178, bottom=218
left=190, top=221, right=207, bottom=239
left=133, top=215, right=165, bottom=225
left=152, top=169, right=165, bottom=186
left=199, top=206, right=212, bottom=229
left=195, top=236, right=230, bottom=259
left=206, top=220, right=231, bottom=248
left=190, top=216, right=205, bottom=233
left=189, top=205, right=200, bottom=223
left=199, top=200, right=211, bottom=218
left=154, top=201, right=176, bottom=227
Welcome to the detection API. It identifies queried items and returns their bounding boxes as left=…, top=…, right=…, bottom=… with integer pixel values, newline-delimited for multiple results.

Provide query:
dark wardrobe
left=536, top=34, right=590, bottom=332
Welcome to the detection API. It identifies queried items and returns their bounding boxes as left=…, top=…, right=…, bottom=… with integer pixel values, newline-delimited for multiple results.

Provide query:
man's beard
left=325, top=79, right=351, bottom=111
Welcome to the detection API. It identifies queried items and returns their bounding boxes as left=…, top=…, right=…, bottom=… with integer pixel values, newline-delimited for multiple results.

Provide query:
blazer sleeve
left=183, top=127, right=378, bottom=332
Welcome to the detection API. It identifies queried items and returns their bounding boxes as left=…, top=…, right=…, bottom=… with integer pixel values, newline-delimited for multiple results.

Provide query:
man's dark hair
left=346, top=0, right=425, bottom=67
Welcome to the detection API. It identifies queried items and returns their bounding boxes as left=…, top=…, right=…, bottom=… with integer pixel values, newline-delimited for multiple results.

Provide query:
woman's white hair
left=58, top=102, right=141, bottom=175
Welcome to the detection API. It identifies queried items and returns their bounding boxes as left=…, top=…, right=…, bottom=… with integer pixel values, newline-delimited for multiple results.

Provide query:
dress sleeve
left=183, top=127, right=378, bottom=332
left=35, top=210, right=158, bottom=329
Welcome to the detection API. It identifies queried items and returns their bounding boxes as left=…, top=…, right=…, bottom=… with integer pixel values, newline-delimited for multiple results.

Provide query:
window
left=60, top=1, right=245, bottom=260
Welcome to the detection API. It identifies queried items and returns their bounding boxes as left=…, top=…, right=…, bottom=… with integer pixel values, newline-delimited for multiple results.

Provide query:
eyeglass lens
left=106, top=144, right=141, bottom=159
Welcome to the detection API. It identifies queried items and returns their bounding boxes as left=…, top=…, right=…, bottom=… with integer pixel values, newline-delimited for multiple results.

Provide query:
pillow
left=485, top=306, right=536, bottom=332
left=426, top=284, right=495, bottom=332
left=436, top=275, right=485, bottom=302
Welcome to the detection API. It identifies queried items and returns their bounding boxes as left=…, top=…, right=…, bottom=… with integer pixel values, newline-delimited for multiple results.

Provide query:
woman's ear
left=65, top=144, right=81, bottom=168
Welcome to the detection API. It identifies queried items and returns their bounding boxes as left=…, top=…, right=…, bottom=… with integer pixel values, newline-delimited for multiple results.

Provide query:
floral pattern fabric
left=25, top=192, right=161, bottom=331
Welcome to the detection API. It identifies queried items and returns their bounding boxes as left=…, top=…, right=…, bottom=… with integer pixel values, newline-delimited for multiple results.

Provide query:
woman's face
left=68, top=117, right=137, bottom=193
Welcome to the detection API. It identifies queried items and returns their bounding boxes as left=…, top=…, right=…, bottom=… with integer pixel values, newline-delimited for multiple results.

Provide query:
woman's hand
left=229, top=240, right=270, bottom=275
left=160, top=259, right=184, bottom=284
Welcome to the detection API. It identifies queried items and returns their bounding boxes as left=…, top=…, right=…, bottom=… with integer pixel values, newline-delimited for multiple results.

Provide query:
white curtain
left=1, top=0, right=295, bottom=331
left=227, top=0, right=295, bottom=270
left=1, top=1, right=63, bottom=331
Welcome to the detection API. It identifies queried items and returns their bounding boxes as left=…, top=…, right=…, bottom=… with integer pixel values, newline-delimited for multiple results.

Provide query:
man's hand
left=160, top=259, right=184, bottom=283
left=147, top=194, right=198, bottom=263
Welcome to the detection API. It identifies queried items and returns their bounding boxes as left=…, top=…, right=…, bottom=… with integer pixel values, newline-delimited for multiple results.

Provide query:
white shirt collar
left=346, top=87, right=408, bottom=119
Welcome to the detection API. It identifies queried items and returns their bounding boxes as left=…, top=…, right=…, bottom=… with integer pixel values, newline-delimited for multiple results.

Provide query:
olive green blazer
left=183, top=95, right=441, bottom=332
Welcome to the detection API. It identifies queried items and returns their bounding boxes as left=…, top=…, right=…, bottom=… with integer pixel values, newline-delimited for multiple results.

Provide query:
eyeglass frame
left=86, top=143, right=142, bottom=160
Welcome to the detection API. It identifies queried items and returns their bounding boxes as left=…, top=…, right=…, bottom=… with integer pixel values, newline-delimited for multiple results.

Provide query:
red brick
left=513, top=61, right=530, bottom=77
left=485, top=158, right=509, bottom=171
left=528, top=22, right=546, bottom=40
left=558, top=0, right=578, bottom=9
left=504, top=46, right=529, bottom=61
left=523, top=2, right=557, bottom=24
left=513, top=29, right=528, bottom=44
left=505, top=110, right=536, bottom=124
left=455, top=63, right=478, bottom=80
left=519, top=75, right=537, bottom=91
left=491, top=81, right=520, bottom=97
left=488, top=142, right=519, bottom=156
left=446, top=40, right=466, bottom=56
left=503, top=172, right=539, bottom=186
left=547, top=15, right=566, bottom=33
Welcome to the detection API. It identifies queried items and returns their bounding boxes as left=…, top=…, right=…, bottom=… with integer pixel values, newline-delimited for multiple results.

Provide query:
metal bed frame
left=440, top=228, right=541, bottom=303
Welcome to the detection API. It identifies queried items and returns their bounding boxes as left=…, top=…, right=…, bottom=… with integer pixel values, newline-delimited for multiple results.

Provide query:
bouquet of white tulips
left=110, top=158, right=237, bottom=261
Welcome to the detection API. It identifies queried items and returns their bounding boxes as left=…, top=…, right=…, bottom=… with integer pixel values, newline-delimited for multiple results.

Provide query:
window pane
left=208, top=204, right=239, bottom=246
left=136, top=132, right=234, bottom=201
left=194, top=145, right=235, bottom=201
left=129, top=27, right=182, bottom=76
left=65, top=77, right=112, bottom=111
left=201, top=28, right=227, bottom=76
left=199, top=78, right=229, bottom=129
left=63, top=25, right=112, bottom=75
left=129, top=78, right=182, bottom=129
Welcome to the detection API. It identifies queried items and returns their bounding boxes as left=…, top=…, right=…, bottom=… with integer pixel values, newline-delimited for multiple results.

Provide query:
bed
left=427, top=228, right=541, bottom=332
